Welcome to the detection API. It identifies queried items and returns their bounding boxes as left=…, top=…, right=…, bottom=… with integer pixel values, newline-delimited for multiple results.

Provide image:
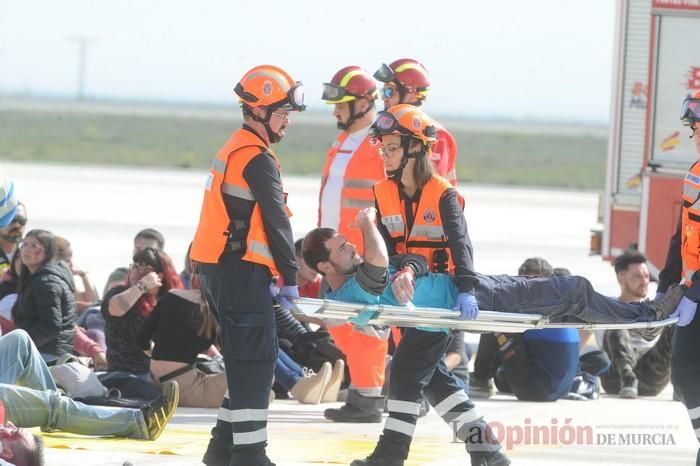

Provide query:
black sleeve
left=374, top=196, right=398, bottom=256
left=25, top=277, right=63, bottom=347
left=658, top=206, right=683, bottom=294
left=244, top=153, right=298, bottom=285
left=136, top=299, right=161, bottom=350
left=439, top=188, right=478, bottom=293
left=356, top=262, right=389, bottom=296
left=389, top=254, right=429, bottom=277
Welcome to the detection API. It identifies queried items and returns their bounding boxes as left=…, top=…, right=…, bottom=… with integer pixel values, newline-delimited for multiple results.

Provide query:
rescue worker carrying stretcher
left=301, top=211, right=683, bottom=466
left=191, top=64, right=305, bottom=466
left=658, top=89, right=700, bottom=466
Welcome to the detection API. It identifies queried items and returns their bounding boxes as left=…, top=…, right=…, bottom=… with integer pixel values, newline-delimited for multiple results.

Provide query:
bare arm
left=352, top=208, right=388, bottom=269
left=107, top=272, right=160, bottom=317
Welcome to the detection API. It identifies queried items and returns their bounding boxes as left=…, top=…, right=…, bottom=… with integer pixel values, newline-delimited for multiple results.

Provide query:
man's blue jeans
left=0, top=330, right=149, bottom=438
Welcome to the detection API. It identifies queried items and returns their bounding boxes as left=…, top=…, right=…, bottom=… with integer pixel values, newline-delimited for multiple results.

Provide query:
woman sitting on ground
left=102, top=247, right=182, bottom=379
left=136, top=260, right=226, bottom=408
left=11, top=229, right=77, bottom=362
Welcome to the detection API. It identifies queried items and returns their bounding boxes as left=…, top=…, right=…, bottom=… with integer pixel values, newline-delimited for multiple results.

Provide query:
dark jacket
left=13, top=261, right=77, bottom=358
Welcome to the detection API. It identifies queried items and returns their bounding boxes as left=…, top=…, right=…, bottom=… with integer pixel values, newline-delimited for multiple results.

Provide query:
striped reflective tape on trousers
left=222, top=182, right=255, bottom=200
left=385, top=417, right=417, bottom=437
left=217, top=407, right=268, bottom=423
left=211, top=158, right=227, bottom=174
left=448, top=408, right=482, bottom=431
left=387, top=399, right=421, bottom=416
left=232, top=427, right=268, bottom=445
left=349, top=386, right=383, bottom=397
left=433, top=390, right=471, bottom=417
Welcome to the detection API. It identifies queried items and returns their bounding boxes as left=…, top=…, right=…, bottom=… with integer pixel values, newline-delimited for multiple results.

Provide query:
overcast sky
left=0, top=0, right=616, bottom=122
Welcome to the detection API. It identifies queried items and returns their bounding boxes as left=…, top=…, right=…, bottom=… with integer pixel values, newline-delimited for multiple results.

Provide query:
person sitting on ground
left=302, top=212, right=682, bottom=466
left=0, top=329, right=179, bottom=465
left=11, top=229, right=77, bottom=363
left=54, top=236, right=99, bottom=314
left=600, top=249, right=673, bottom=399
left=470, top=257, right=581, bottom=402
left=136, top=255, right=226, bottom=408
left=102, top=247, right=182, bottom=379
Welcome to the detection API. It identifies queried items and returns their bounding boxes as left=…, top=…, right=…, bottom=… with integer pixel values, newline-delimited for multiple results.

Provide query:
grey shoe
left=470, top=451, right=511, bottom=466
left=469, top=373, right=495, bottom=399
left=619, top=378, right=639, bottom=399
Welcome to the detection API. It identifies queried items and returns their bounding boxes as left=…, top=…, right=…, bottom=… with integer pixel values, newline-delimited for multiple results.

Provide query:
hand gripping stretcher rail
left=292, top=298, right=679, bottom=333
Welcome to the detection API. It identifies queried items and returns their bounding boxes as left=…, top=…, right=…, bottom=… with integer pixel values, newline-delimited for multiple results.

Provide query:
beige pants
left=159, top=367, right=227, bottom=408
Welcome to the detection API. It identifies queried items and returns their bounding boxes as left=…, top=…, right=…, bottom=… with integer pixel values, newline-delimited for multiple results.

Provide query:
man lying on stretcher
left=301, top=208, right=683, bottom=328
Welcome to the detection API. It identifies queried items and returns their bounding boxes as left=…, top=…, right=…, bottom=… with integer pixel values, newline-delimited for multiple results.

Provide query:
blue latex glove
left=454, top=292, right=479, bottom=320
left=670, top=296, right=697, bottom=327
left=278, top=285, right=299, bottom=312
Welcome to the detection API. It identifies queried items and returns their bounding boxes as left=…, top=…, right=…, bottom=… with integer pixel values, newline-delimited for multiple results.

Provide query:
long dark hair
left=13, top=229, right=58, bottom=322
left=411, top=140, right=434, bottom=189
left=132, top=247, right=182, bottom=316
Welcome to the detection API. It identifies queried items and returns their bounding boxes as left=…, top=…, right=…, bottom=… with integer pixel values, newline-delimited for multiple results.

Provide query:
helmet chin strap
left=247, top=105, right=283, bottom=143
left=337, top=99, right=372, bottom=131
left=386, top=137, right=420, bottom=180
left=690, top=123, right=697, bottom=139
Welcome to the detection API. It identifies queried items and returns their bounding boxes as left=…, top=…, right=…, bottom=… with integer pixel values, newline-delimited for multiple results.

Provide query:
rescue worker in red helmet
left=374, top=59, right=459, bottom=186
left=319, top=65, right=388, bottom=422
left=658, top=89, right=700, bottom=465
left=192, top=64, right=304, bottom=466
left=350, top=105, right=508, bottom=466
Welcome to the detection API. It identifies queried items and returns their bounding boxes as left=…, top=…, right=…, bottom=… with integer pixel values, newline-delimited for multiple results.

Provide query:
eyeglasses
left=271, top=110, right=290, bottom=120
left=379, top=144, right=402, bottom=158
left=20, top=241, right=44, bottom=252
left=130, top=263, right=155, bottom=274
left=381, top=87, right=396, bottom=99
left=10, top=216, right=27, bottom=226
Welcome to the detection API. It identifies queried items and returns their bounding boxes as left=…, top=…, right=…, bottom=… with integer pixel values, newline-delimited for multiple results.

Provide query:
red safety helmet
left=234, top=65, right=306, bottom=111
left=322, top=66, right=378, bottom=104
left=374, top=58, right=430, bottom=99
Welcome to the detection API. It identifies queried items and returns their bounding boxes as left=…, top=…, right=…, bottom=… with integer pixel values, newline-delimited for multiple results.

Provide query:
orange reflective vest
left=318, top=131, right=386, bottom=253
left=374, top=174, right=464, bottom=273
left=431, top=125, right=458, bottom=187
left=191, top=128, right=290, bottom=275
left=682, top=161, right=700, bottom=286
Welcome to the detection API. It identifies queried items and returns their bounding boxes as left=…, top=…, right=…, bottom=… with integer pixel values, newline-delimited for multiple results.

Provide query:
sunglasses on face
left=10, top=216, right=27, bottom=226
left=381, top=87, right=396, bottom=99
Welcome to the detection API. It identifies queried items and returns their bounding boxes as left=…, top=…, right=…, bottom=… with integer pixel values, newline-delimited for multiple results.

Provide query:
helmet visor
left=681, top=98, right=700, bottom=126
left=321, top=83, right=351, bottom=103
left=368, top=111, right=400, bottom=139
left=373, top=63, right=395, bottom=83
left=281, top=82, right=306, bottom=111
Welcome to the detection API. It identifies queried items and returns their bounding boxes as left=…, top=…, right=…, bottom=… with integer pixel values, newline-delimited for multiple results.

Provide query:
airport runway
left=7, top=161, right=695, bottom=465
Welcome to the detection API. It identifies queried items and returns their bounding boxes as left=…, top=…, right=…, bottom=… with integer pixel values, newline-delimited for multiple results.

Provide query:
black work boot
left=202, top=422, right=232, bottom=466
left=469, top=450, right=511, bottom=466
left=324, top=402, right=382, bottom=423
left=350, top=453, right=404, bottom=466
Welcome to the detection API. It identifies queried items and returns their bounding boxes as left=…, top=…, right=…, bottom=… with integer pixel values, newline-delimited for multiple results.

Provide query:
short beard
left=336, top=120, right=349, bottom=131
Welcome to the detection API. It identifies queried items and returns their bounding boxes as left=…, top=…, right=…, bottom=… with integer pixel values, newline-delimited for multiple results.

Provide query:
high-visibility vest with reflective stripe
left=318, top=130, right=385, bottom=253
left=374, top=174, right=464, bottom=273
left=682, top=161, right=700, bottom=286
left=191, top=128, right=291, bottom=276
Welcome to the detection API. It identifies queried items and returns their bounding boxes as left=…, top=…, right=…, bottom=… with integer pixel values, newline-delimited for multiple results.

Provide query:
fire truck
left=595, top=0, right=700, bottom=276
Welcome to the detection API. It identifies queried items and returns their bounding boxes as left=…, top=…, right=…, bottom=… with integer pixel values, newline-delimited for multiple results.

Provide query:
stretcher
left=292, top=298, right=678, bottom=333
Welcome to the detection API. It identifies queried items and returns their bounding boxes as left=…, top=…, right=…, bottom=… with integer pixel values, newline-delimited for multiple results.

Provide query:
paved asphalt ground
left=7, top=162, right=696, bottom=464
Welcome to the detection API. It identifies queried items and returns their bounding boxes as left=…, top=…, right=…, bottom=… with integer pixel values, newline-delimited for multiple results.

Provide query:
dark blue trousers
left=199, top=253, right=277, bottom=466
